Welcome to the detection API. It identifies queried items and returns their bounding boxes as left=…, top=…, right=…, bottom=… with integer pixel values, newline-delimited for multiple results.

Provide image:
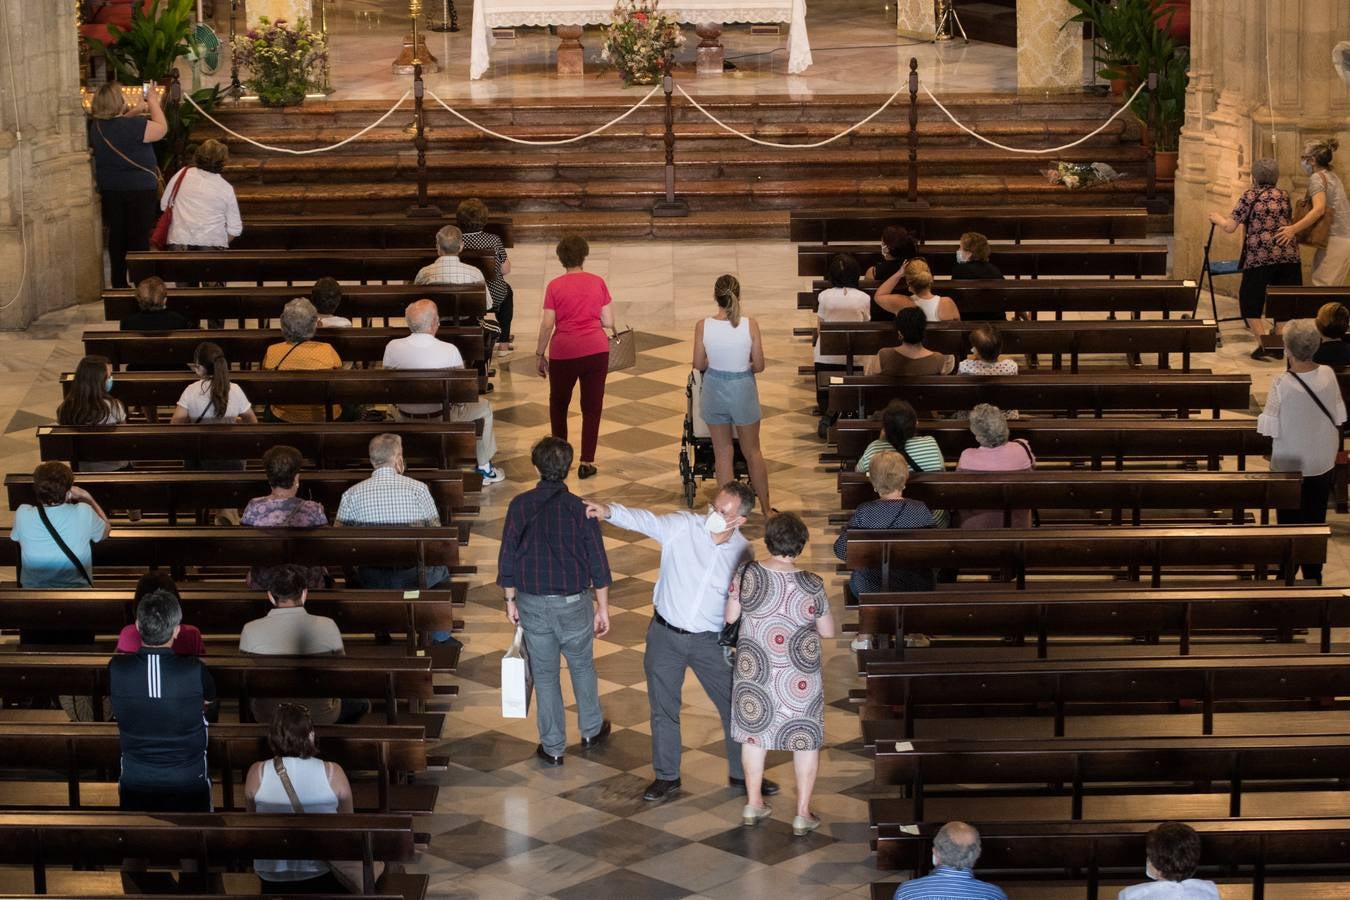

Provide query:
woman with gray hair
left=1258, top=318, right=1346, bottom=584
left=262, top=298, right=343, bottom=423
left=1278, top=139, right=1350, bottom=286
left=1209, top=158, right=1303, bottom=359
left=162, top=138, right=242, bottom=251
left=955, top=403, right=1035, bottom=529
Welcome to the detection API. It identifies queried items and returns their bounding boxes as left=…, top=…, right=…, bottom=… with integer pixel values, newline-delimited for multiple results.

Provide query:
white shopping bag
left=501, top=626, right=533, bottom=718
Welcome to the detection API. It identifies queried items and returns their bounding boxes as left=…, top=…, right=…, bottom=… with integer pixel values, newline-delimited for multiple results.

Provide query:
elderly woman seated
left=955, top=403, right=1035, bottom=528
left=262, top=298, right=343, bottom=423
left=834, top=450, right=936, bottom=650
left=856, top=399, right=948, bottom=527
left=958, top=326, right=1018, bottom=375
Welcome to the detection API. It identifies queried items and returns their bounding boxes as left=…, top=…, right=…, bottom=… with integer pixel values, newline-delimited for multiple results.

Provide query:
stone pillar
left=896, top=0, right=936, bottom=41
left=248, top=0, right=314, bottom=26
left=0, top=0, right=103, bottom=331
left=1016, top=0, right=1082, bottom=93
left=1174, top=0, right=1350, bottom=283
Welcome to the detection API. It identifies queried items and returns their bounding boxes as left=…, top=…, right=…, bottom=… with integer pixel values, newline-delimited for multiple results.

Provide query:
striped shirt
left=894, top=866, right=1007, bottom=900
left=856, top=436, right=949, bottom=528
left=109, top=648, right=215, bottom=788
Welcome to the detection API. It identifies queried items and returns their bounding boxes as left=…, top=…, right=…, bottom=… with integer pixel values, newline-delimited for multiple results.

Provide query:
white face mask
left=704, top=508, right=729, bottom=534
left=956, top=249, right=971, bottom=264
left=1301, top=160, right=1314, bottom=175
left=1145, top=860, right=1160, bottom=881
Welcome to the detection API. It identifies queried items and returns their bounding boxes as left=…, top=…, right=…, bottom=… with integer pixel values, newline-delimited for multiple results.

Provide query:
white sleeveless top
left=703, top=317, right=752, bottom=372
left=914, top=295, right=942, bottom=322
left=253, top=756, right=340, bottom=881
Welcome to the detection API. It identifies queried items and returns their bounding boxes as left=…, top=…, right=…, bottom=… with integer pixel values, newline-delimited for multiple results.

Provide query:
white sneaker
left=850, top=638, right=872, bottom=651
left=476, top=465, right=506, bottom=485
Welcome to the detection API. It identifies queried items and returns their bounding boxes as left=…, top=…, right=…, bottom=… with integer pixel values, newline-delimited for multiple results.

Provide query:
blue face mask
left=104, top=376, right=115, bottom=392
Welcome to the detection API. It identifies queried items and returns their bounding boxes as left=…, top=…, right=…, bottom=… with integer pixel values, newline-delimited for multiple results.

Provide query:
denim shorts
left=700, top=368, right=761, bottom=426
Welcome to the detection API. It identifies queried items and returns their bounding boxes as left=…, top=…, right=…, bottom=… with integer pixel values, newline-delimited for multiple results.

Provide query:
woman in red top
left=536, top=235, right=616, bottom=479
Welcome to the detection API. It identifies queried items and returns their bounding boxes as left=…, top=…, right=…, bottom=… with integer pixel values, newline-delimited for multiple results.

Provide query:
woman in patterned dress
left=726, top=512, right=835, bottom=836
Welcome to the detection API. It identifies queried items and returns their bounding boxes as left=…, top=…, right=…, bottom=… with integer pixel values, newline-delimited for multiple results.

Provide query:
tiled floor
left=2, top=240, right=1347, bottom=898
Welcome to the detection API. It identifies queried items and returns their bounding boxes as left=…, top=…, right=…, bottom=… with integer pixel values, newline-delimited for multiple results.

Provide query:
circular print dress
left=730, top=561, right=828, bottom=751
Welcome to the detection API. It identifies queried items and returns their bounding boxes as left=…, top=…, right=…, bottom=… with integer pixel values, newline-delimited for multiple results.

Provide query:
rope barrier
left=920, top=79, right=1149, bottom=154
left=182, top=91, right=411, bottom=155
left=675, top=83, right=907, bottom=149
left=426, top=86, right=661, bottom=145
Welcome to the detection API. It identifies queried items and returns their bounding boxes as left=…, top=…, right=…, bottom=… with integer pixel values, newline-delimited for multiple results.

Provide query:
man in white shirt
left=382, top=299, right=504, bottom=484
left=1118, top=822, right=1220, bottom=900
left=239, top=564, right=369, bottom=726
left=585, top=482, right=779, bottom=803
left=413, top=225, right=487, bottom=287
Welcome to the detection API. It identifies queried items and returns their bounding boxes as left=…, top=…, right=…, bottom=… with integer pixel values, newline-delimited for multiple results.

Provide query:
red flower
left=635, top=12, right=648, bottom=22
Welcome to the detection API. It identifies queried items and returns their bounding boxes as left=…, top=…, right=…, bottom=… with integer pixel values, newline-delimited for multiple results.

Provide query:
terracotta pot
left=1154, top=150, right=1179, bottom=180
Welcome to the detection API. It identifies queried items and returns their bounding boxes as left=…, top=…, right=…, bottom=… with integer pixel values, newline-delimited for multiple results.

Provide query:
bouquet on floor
left=602, top=0, right=685, bottom=87
left=232, top=16, right=328, bottom=107
left=1044, top=161, right=1122, bottom=190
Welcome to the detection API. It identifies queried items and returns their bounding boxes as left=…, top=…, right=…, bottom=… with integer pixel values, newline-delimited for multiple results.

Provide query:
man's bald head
left=933, top=821, right=982, bottom=871
left=405, top=299, right=440, bottom=334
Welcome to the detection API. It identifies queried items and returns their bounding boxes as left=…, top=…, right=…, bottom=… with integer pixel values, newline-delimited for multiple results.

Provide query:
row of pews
left=0, top=219, right=527, bottom=898
left=792, top=207, right=1350, bottom=899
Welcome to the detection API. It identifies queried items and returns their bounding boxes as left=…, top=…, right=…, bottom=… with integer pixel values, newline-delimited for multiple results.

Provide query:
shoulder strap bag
left=149, top=167, right=191, bottom=251
left=1289, top=370, right=1346, bottom=462
left=94, top=121, right=166, bottom=195
left=1294, top=172, right=1335, bottom=249
left=272, top=757, right=381, bottom=894
left=32, top=504, right=93, bottom=587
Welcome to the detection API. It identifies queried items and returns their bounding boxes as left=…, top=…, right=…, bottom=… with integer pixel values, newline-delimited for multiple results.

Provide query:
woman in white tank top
left=245, top=704, right=355, bottom=892
left=874, top=258, right=961, bottom=322
left=693, top=275, right=772, bottom=512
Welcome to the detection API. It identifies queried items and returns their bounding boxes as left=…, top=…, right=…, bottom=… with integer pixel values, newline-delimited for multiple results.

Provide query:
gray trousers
left=644, top=618, right=743, bottom=782
left=515, top=591, right=603, bottom=756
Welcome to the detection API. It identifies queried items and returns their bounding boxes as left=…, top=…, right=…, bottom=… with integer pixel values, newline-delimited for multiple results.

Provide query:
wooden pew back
left=788, top=207, right=1150, bottom=244
left=797, top=243, right=1170, bottom=278
left=126, top=249, right=496, bottom=285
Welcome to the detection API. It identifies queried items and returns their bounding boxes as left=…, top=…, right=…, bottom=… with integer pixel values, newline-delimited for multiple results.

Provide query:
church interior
left=0, top=0, right=1348, bottom=897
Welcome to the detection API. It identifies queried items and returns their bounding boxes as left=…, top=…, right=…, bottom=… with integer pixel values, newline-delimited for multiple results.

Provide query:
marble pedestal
left=696, top=23, right=724, bottom=76
left=556, top=26, right=585, bottom=76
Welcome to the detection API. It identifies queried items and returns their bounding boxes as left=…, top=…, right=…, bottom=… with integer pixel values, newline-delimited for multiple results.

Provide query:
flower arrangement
left=601, top=0, right=684, bottom=87
left=1043, top=161, right=1122, bottom=190
left=231, top=16, right=328, bottom=107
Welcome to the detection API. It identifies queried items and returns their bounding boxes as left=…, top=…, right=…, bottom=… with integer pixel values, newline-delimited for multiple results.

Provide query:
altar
left=469, top=0, right=813, bottom=79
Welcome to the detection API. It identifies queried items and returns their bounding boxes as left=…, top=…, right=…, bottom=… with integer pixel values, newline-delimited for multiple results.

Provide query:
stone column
left=896, top=0, right=936, bottom=41
left=1174, top=0, right=1350, bottom=283
left=0, top=0, right=103, bottom=330
left=1015, top=0, right=1082, bottom=93
left=247, top=0, right=314, bottom=25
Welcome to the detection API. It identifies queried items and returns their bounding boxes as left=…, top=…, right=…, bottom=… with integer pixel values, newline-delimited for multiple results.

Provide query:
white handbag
left=501, top=626, right=533, bottom=718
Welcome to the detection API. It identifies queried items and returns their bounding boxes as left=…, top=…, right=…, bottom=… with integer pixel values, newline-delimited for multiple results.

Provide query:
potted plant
left=1142, top=45, right=1188, bottom=178
left=232, top=16, right=328, bottom=107
left=157, top=85, right=225, bottom=175
left=1063, top=0, right=1142, bottom=95
left=601, top=0, right=685, bottom=87
left=88, top=0, right=195, bottom=84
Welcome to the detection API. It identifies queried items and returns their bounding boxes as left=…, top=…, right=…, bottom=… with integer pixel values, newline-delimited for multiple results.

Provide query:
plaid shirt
left=335, top=467, right=440, bottom=527
left=498, top=481, right=611, bottom=595
left=413, top=254, right=486, bottom=288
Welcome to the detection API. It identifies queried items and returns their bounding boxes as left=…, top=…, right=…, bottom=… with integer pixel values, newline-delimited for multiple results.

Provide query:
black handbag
left=718, top=563, right=751, bottom=648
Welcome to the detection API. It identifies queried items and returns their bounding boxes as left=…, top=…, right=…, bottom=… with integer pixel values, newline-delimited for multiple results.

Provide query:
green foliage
left=157, top=85, right=224, bottom=173
left=231, top=16, right=328, bottom=107
left=89, top=0, right=195, bottom=83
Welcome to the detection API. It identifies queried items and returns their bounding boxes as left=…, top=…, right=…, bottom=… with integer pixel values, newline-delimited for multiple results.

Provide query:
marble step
left=224, top=144, right=1152, bottom=184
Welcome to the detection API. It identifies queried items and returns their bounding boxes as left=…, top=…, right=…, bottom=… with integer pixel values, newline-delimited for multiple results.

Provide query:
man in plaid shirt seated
left=413, top=225, right=486, bottom=288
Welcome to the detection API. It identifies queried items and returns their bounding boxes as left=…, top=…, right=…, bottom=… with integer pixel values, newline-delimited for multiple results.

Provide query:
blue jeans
left=355, top=565, right=452, bottom=642
left=515, top=591, right=603, bottom=756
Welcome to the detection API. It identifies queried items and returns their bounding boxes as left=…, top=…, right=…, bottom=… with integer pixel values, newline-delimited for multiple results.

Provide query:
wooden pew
left=126, top=249, right=495, bottom=285
left=231, top=214, right=514, bottom=249
left=0, top=811, right=417, bottom=896
left=836, top=470, right=1302, bottom=525
left=37, top=423, right=479, bottom=471
left=85, top=327, right=486, bottom=369
left=862, top=652, right=1350, bottom=737
left=0, top=588, right=462, bottom=653
left=0, top=654, right=435, bottom=725
left=102, top=284, right=487, bottom=328
left=796, top=279, right=1199, bottom=319
left=6, top=470, right=479, bottom=531
left=840, top=525, right=1327, bottom=589
left=1259, top=285, right=1350, bottom=351
left=788, top=207, right=1150, bottom=244
left=0, top=722, right=431, bottom=813
left=855, top=585, right=1350, bottom=657
left=60, top=370, right=482, bottom=421
left=872, top=817, right=1350, bottom=896
left=0, top=526, right=470, bottom=584
left=829, top=418, right=1272, bottom=470
left=796, top=243, right=1170, bottom=279
left=825, top=373, right=1252, bottom=419
left=812, top=319, right=1217, bottom=373
left=867, top=733, right=1350, bottom=821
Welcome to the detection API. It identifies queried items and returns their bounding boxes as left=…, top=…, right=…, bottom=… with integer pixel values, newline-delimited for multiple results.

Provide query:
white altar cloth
left=469, top=0, right=812, bottom=79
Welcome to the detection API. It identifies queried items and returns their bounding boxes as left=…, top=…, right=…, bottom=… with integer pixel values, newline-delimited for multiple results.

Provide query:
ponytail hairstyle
left=714, top=274, right=742, bottom=327
left=193, top=341, right=232, bottom=418
left=58, top=354, right=122, bottom=426
left=1304, top=138, right=1338, bottom=170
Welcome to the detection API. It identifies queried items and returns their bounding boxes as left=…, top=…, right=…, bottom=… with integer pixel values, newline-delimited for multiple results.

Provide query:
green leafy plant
left=89, top=0, right=195, bottom=83
left=1124, top=2, right=1187, bottom=151
left=231, top=16, right=328, bottom=107
left=601, top=0, right=684, bottom=87
left=157, top=85, right=225, bottom=174
left=1062, top=0, right=1156, bottom=82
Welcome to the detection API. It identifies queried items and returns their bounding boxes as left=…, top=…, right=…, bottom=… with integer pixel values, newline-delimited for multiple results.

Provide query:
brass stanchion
left=652, top=55, right=689, bottom=218
left=394, top=0, right=441, bottom=75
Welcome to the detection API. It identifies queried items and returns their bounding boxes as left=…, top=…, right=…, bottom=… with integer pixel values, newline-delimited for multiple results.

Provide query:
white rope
left=920, top=79, right=1149, bottom=154
left=427, top=86, right=661, bottom=145
left=182, top=91, right=411, bottom=155
left=676, top=83, right=907, bottom=149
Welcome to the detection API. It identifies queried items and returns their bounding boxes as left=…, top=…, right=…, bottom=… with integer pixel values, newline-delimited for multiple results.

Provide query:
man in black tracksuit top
left=109, top=589, right=216, bottom=811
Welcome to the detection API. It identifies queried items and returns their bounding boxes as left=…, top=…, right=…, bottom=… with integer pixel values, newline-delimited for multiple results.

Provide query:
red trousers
left=548, top=351, right=608, bottom=463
